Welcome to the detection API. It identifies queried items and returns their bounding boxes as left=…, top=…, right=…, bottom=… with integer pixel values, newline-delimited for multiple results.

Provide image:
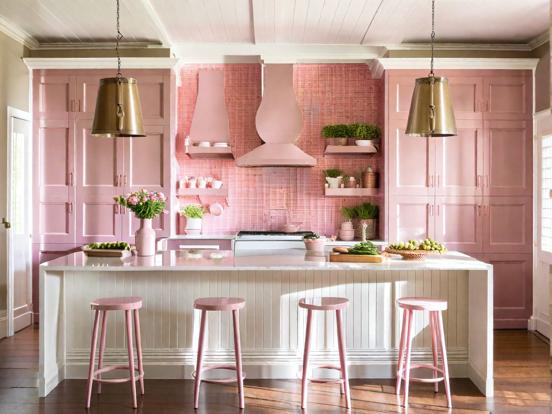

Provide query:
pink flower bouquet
left=114, top=189, right=166, bottom=219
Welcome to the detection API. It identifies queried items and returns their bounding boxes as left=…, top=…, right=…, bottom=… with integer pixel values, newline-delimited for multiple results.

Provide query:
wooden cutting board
left=329, top=253, right=384, bottom=263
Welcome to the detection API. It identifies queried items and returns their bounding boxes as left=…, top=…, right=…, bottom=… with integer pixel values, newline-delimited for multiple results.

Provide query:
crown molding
left=36, top=41, right=164, bottom=50
left=528, top=31, right=550, bottom=50
left=375, top=57, right=539, bottom=71
left=386, top=42, right=533, bottom=52
left=23, top=57, right=179, bottom=70
left=0, top=15, right=39, bottom=49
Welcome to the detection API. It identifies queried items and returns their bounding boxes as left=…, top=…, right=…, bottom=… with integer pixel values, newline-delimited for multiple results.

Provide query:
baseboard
left=14, top=310, right=33, bottom=333
left=528, top=316, right=550, bottom=338
left=0, top=314, right=6, bottom=340
left=495, top=319, right=528, bottom=329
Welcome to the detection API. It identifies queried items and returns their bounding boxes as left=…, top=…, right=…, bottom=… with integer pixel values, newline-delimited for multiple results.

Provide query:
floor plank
left=0, top=327, right=548, bottom=413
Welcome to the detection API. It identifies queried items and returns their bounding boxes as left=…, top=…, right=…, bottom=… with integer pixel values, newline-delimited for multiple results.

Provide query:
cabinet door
left=34, top=74, right=75, bottom=121
left=121, top=125, right=171, bottom=242
left=435, top=120, right=483, bottom=196
left=483, top=120, right=532, bottom=196
left=434, top=196, right=483, bottom=253
left=75, top=75, right=101, bottom=120
left=387, top=74, right=417, bottom=120
left=388, top=196, right=434, bottom=242
left=388, top=120, right=436, bottom=196
left=482, top=196, right=532, bottom=253
left=447, top=76, right=483, bottom=120
left=134, top=73, right=171, bottom=125
left=483, top=72, right=532, bottom=120
left=35, top=119, right=75, bottom=244
left=485, top=253, right=532, bottom=329
left=74, top=119, right=124, bottom=244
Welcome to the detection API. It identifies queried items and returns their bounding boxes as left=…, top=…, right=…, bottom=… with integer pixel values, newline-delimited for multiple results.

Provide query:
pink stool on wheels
left=396, top=297, right=452, bottom=408
left=299, top=297, right=351, bottom=410
left=193, top=297, right=246, bottom=409
left=85, top=296, right=144, bottom=409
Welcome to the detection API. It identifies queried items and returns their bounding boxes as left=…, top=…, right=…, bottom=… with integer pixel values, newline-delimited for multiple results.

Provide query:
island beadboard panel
left=62, top=269, right=468, bottom=378
left=176, top=64, right=385, bottom=237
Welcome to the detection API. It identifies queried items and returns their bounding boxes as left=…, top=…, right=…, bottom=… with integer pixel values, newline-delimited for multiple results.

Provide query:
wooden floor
left=0, top=327, right=549, bottom=413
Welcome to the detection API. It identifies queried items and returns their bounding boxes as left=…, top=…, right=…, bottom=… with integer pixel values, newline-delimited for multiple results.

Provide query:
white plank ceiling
left=0, top=0, right=548, bottom=48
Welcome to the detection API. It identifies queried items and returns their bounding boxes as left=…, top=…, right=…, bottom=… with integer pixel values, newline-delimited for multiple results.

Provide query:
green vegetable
left=180, top=204, right=205, bottom=219
left=348, top=241, right=379, bottom=255
left=388, top=238, right=447, bottom=253
left=88, top=241, right=130, bottom=250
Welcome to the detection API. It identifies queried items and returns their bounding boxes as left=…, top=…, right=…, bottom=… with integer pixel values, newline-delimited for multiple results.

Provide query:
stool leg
left=402, top=310, right=414, bottom=408
left=96, top=310, right=108, bottom=394
left=134, top=309, right=145, bottom=395
left=430, top=311, right=439, bottom=393
left=125, top=310, right=137, bottom=409
left=232, top=309, right=245, bottom=409
left=336, top=309, right=351, bottom=409
left=194, top=310, right=207, bottom=409
left=395, top=308, right=408, bottom=395
left=436, top=311, right=452, bottom=408
left=85, top=310, right=100, bottom=408
left=300, top=309, right=313, bottom=409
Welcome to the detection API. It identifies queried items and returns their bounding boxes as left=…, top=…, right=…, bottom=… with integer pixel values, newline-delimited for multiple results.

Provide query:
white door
left=6, top=107, right=32, bottom=337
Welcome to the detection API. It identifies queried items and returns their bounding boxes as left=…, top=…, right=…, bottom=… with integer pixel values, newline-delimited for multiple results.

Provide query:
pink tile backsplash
left=177, top=64, right=384, bottom=237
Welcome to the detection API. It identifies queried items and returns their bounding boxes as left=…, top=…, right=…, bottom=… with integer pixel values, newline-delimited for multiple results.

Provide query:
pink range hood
left=237, top=64, right=316, bottom=167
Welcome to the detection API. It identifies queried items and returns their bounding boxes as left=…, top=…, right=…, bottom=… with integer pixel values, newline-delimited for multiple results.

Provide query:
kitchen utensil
left=384, top=248, right=435, bottom=261
left=82, top=245, right=133, bottom=258
left=213, top=142, right=229, bottom=147
left=212, top=180, right=223, bottom=189
left=209, top=202, right=224, bottom=216
left=197, top=141, right=211, bottom=147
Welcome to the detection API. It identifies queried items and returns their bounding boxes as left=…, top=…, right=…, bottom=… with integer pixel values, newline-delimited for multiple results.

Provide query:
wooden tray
left=82, top=245, right=133, bottom=258
left=384, top=248, right=434, bottom=261
left=329, top=253, right=384, bottom=263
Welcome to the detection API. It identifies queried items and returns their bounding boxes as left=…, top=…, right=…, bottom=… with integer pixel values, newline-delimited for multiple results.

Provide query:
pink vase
left=135, top=218, right=156, bottom=257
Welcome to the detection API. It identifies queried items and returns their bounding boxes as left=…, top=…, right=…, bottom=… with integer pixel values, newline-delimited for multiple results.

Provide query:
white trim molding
left=0, top=15, right=39, bottom=49
left=528, top=31, right=550, bottom=51
left=375, top=57, right=540, bottom=72
left=23, top=57, right=179, bottom=70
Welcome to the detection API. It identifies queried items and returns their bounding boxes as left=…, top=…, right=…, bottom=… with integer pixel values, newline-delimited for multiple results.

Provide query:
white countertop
left=41, top=249, right=492, bottom=272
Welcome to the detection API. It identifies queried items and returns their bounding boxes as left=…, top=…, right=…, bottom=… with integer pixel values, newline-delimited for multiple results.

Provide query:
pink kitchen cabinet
left=483, top=72, right=532, bottom=121
left=34, top=74, right=75, bottom=121
left=447, top=75, right=484, bottom=120
left=434, top=196, right=483, bottom=253
left=483, top=120, right=532, bottom=197
left=387, top=196, right=434, bottom=242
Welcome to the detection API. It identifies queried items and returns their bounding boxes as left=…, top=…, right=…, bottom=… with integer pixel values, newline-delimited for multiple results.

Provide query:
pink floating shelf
left=178, top=188, right=228, bottom=197
left=324, top=188, right=379, bottom=197
left=186, top=146, right=234, bottom=159
left=324, top=145, right=378, bottom=155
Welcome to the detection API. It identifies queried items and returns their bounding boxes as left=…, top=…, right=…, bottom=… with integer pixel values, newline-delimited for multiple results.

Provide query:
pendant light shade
left=92, top=0, right=145, bottom=138
left=92, top=77, right=145, bottom=137
left=406, top=0, right=456, bottom=137
left=405, top=76, right=456, bottom=137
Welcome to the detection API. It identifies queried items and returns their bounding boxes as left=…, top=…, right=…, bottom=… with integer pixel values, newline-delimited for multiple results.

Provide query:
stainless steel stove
left=234, top=231, right=315, bottom=254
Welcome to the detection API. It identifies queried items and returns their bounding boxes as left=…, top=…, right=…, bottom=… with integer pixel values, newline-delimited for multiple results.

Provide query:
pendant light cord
left=116, top=0, right=123, bottom=79
left=429, top=0, right=435, bottom=77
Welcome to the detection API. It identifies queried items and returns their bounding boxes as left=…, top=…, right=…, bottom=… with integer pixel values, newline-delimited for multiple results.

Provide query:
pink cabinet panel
left=388, top=196, right=434, bottom=242
left=434, top=196, right=483, bottom=253
left=75, top=76, right=100, bottom=118
left=388, top=121, right=435, bottom=196
left=435, top=121, right=483, bottom=196
left=484, top=120, right=532, bottom=196
left=447, top=76, right=483, bottom=120
left=135, top=74, right=170, bottom=124
left=34, top=74, right=73, bottom=121
left=485, top=253, right=532, bottom=329
left=483, top=72, right=532, bottom=120
left=483, top=196, right=532, bottom=253
left=387, top=75, right=415, bottom=120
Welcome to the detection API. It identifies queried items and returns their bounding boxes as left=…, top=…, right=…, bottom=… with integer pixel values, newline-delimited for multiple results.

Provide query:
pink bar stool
left=298, top=297, right=351, bottom=410
left=193, top=297, right=246, bottom=409
left=85, top=296, right=144, bottom=409
left=396, top=297, right=452, bottom=408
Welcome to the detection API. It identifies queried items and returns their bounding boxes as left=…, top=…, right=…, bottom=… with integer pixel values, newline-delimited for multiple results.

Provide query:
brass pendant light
left=405, top=0, right=456, bottom=137
left=92, top=0, right=145, bottom=137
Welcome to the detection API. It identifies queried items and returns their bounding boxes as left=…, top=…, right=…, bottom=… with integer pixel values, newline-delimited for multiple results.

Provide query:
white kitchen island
left=39, top=250, right=493, bottom=398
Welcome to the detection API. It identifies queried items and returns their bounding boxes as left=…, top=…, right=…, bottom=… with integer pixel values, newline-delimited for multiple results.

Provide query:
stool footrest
left=397, top=363, right=445, bottom=384
left=298, top=364, right=344, bottom=384
left=92, top=365, right=144, bottom=384
left=192, top=364, right=246, bottom=384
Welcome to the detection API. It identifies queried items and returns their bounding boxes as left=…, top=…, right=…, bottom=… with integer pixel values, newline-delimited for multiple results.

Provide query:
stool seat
left=397, top=297, right=447, bottom=312
left=299, top=297, right=349, bottom=311
left=91, top=296, right=142, bottom=311
left=194, top=297, right=245, bottom=311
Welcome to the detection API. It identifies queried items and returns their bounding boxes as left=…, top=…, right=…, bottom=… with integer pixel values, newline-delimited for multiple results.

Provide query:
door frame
left=6, top=106, right=32, bottom=337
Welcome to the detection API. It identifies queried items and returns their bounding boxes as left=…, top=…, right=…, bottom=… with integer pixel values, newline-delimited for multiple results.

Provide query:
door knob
left=2, top=218, right=11, bottom=229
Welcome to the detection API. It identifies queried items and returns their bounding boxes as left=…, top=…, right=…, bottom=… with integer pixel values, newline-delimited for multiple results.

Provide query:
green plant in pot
left=303, top=232, right=326, bottom=252
left=339, top=207, right=356, bottom=240
left=354, top=202, right=379, bottom=240
left=324, top=168, right=343, bottom=189
left=352, top=123, right=381, bottom=148
left=180, top=204, right=205, bottom=235
left=322, top=124, right=350, bottom=146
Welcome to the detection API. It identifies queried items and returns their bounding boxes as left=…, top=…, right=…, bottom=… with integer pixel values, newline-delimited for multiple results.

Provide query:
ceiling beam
left=135, top=0, right=173, bottom=48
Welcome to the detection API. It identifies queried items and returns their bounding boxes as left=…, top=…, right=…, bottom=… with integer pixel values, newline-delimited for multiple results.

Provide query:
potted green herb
left=339, top=207, right=356, bottom=241
left=322, top=124, right=350, bottom=146
left=324, top=168, right=343, bottom=189
left=303, top=233, right=326, bottom=252
left=180, top=204, right=205, bottom=235
left=354, top=202, right=379, bottom=240
left=352, top=123, right=381, bottom=148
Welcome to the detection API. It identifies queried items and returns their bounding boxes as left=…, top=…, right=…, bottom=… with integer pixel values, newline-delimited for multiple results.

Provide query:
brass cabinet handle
left=2, top=218, right=11, bottom=229
left=67, top=202, right=73, bottom=214
left=68, top=172, right=73, bottom=186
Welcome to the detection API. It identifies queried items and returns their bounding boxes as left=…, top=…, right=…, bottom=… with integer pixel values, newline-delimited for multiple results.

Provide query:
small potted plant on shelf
left=180, top=204, right=205, bottom=235
left=339, top=207, right=356, bottom=241
left=324, top=168, right=343, bottom=189
left=114, top=189, right=166, bottom=257
left=354, top=202, right=379, bottom=240
left=352, top=123, right=381, bottom=148
left=303, top=233, right=326, bottom=252
left=322, top=124, right=350, bottom=146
